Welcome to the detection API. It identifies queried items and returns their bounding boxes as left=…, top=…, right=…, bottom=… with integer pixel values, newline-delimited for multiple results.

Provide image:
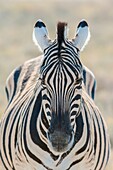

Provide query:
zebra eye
left=39, top=77, right=46, bottom=86
left=75, top=78, right=83, bottom=85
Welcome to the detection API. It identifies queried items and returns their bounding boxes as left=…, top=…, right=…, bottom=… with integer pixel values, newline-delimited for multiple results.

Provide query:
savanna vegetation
left=0, top=0, right=113, bottom=169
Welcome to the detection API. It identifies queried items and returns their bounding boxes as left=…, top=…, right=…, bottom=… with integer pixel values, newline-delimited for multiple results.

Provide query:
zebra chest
left=15, top=146, right=92, bottom=170
left=14, top=104, right=93, bottom=170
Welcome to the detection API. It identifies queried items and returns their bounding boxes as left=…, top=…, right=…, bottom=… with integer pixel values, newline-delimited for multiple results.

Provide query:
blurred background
left=0, top=0, right=113, bottom=169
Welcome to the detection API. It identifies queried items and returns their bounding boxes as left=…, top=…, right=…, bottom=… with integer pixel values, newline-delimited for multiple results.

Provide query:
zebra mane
left=57, top=22, right=67, bottom=46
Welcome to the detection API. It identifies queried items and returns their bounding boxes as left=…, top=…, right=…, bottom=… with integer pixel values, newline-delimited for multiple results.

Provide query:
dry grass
left=0, top=0, right=113, bottom=169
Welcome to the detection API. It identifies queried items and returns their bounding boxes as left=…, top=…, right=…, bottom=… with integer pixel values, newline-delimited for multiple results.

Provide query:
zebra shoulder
left=5, top=65, right=22, bottom=103
left=5, top=55, right=44, bottom=103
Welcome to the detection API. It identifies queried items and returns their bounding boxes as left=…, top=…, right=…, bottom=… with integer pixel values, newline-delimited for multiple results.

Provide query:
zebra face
left=41, top=44, right=83, bottom=153
left=33, top=19, right=90, bottom=153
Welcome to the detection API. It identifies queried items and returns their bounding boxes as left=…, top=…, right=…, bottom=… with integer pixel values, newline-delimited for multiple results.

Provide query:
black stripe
left=66, top=156, right=84, bottom=170
left=44, top=40, right=57, bottom=55
left=41, top=108, right=49, bottom=130
left=20, top=61, right=36, bottom=92
left=72, top=94, right=81, bottom=102
left=8, top=109, right=21, bottom=168
left=30, top=92, right=49, bottom=152
left=74, top=112, right=84, bottom=143
left=93, top=118, right=97, bottom=155
left=91, top=79, right=96, bottom=100
left=0, top=152, right=11, bottom=170
left=42, top=52, right=58, bottom=67
left=23, top=103, right=43, bottom=165
left=30, top=92, right=58, bottom=160
left=71, top=104, right=79, bottom=111
left=83, top=69, right=86, bottom=85
left=98, top=113, right=107, bottom=169
left=5, top=66, right=22, bottom=104
left=93, top=109, right=102, bottom=170
left=76, top=104, right=90, bottom=154
left=20, top=106, right=29, bottom=162
left=2, top=108, right=14, bottom=168
left=10, top=66, right=22, bottom=103
left=5, top=86, right=9, bottom=101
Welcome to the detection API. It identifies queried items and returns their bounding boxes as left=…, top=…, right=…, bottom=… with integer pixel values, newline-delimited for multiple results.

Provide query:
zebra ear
left=72, top=20, right=90, bottom=51
left=33, top=19, right=52, bottom=51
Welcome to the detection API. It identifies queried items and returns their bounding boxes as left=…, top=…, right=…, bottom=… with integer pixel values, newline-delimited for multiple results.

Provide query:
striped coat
left=0, top=20, right=110, bottom=170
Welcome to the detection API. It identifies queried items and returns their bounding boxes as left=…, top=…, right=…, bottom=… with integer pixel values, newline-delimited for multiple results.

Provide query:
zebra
left=0, top=19, right=110, bottom=170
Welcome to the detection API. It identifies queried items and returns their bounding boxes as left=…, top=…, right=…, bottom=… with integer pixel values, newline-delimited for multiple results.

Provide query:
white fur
left=72, top=20, right=90, bottom=51
left=32, top=19, right=52, bottom=51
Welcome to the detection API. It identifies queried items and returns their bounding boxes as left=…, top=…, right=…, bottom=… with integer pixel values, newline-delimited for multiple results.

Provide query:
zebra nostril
left=66, top=127, right=73, bottom=135
left=48, top=127, right=54, bottom=134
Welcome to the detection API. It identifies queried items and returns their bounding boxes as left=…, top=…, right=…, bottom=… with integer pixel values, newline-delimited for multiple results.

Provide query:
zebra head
left=33, top=20, right=90, bottom=153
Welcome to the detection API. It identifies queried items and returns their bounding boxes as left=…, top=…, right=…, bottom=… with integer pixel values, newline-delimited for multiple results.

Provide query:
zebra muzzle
left=47, top=129, right=74, bottom=153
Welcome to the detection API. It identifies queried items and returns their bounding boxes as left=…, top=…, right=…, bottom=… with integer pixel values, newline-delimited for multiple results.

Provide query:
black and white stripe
left=0, top=20, right=110, bottom=170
